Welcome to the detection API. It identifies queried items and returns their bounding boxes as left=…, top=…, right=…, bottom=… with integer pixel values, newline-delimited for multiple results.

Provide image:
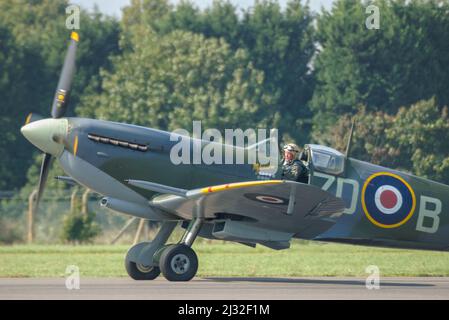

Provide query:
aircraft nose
left=21, top=118, right=68, bottom=157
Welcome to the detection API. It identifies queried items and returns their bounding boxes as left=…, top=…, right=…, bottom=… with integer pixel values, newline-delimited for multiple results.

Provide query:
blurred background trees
left=120, top=0, right=316, bottom=144
left=0, top=0, right=120, bottom=191
left=77, top=27, right=275, bottom=131
left=311, top=0, right=449, bottom=131
left=0, top=0, right=448, bottom=243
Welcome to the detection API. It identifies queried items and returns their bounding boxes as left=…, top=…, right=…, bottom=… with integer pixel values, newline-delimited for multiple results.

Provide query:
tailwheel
left=159, top=244, right=198, bottom=282
left=125, top=258, right=160, bottom=280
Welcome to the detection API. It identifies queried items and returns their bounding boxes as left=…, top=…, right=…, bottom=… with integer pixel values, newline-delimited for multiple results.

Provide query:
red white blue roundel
left=362, top=172, right=416, bottom=228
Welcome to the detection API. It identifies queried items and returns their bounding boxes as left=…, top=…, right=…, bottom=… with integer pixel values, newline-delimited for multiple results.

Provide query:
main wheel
left=125, top=259, right=160, bottom=280
left=159, top=244, right=198, bottom=282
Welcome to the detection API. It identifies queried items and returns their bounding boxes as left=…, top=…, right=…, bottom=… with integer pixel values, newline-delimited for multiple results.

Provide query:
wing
left=127, top=179, right=345, bottom=240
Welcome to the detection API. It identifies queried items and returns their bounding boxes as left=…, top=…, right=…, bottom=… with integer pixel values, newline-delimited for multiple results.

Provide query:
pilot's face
left=284, top=150, right=295, bottom=161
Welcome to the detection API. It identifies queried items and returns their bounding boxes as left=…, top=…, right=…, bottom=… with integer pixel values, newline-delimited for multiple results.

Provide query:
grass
left=1, top=241, right=449, bottom=278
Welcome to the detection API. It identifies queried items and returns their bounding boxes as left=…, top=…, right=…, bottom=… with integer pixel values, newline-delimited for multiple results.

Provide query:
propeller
left=27, top=31, right=79, bottom=212
left=24, top=113, right=43, bottom=125
left=51, top=31, right=79, bottom=119
left=36, top=153, right=54, bottom=208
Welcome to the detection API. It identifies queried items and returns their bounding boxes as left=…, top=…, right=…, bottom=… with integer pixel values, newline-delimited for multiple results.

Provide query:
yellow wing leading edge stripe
left=200, top=180, right=283, bottom=194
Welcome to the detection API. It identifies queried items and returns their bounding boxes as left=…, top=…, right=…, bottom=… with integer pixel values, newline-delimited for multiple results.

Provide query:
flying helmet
left=283, top=143, right=300, bottom=153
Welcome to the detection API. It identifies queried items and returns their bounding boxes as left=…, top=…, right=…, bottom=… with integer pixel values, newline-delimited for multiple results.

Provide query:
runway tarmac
left=1, top=277, right=448, bottom=299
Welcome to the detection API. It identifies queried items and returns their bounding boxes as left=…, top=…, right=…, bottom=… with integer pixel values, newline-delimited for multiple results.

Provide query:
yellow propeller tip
left=71, top=31, right=79, bottom=42
left=25, top=113, right=32, bottom=125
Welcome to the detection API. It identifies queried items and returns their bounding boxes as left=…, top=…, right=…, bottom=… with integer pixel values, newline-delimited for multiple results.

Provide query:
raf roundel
left=255, top=195, right=285, bottom=204
left=362, top=172, right=416, bottom=228
left=244, top=193, right=288, bottom=205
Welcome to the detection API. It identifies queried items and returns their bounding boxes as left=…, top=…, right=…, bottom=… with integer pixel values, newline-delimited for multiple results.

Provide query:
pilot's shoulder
left=293, top=159, right=308, bottom=171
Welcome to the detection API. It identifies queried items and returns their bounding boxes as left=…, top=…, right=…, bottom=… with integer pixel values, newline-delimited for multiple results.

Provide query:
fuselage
left=311, top=157, right=449, bottom=250
left=62, top=118, right=263, bottom=195
left=36, top=117, right=449, bottom=251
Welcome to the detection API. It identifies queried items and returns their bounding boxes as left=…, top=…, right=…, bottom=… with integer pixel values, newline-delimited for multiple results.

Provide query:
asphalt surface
left=0, top=277, right=448, bottom=299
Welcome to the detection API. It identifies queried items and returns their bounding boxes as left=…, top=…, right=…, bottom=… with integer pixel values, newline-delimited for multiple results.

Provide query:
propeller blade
left=51, top=31, right=79, bottom=119
left=24, top=113, right=43, bottom=126
left=35, top=153, right=53, bottom=211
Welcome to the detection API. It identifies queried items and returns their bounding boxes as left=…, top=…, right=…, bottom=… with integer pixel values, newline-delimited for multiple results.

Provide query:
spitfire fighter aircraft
left=21, top=33, right=449, bottom=281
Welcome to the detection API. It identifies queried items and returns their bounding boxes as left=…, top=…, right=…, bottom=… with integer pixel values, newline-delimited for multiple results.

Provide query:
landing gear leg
left=125, top=221, right=177, bottom=280
left=159, top=218, right=203, bottom=282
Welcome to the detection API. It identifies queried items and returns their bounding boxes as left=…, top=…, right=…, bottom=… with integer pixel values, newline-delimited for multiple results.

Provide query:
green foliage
left=61, top=208, right=101, bottom=244
left=0, top=152, right=75, bottom=244
left=0, top=23, right=29, bottom=190
left=0, top=0, right=120, bottom=190
left=320, top=98, right=449, bottom=185
left=238, top=0, right=316, bottom=143
left=317, top=107, right=399, bottom=167
left=78, top=27, right=274, bottom=131
left=120, top=0, right=316, bottom=144
left=0, top=215, right=23, bottom=244
left=387, top=99, right=449, bottom=183
left=311, top=0, right=449, bottom=133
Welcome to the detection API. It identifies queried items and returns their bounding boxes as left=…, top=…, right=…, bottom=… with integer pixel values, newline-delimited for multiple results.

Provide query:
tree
left=311, top=0, right=449, bottom=134
left=320, top=98, right=449, bottom=185
left=77, top=27, right=274, bottom=132
left=0, top=23, right=29, bottom=190
left=237, top=0, right=316, bottom=144
left=0, top=0, right=120, bottom=190
left=387, top=99, right=449, bottom=184
left=317, top=108, right=399, bottom=168
left=61, top=197, right=101, bottom=244
left=121, top=0, right=316, bottom=144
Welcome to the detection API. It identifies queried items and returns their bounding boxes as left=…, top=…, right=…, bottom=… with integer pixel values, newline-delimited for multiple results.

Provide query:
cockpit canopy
left=305, top=144, right=345, bottom=175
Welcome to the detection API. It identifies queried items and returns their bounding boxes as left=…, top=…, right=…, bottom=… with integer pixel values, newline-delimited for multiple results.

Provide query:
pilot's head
left=283, top=143, right=300, bottom=162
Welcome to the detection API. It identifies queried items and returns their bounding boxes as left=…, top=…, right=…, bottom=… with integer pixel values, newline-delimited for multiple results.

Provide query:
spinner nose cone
left=21, top=118, right=68, bottom=157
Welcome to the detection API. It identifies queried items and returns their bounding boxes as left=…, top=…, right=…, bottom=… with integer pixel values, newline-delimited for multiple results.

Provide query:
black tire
left=125, top=259, right=160, bottom=280
left=159, top=244, right=198, bottom=282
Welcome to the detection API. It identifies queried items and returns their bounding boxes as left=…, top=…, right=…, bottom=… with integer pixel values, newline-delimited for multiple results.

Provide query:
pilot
left=281, top=143, right=309, bottom=183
